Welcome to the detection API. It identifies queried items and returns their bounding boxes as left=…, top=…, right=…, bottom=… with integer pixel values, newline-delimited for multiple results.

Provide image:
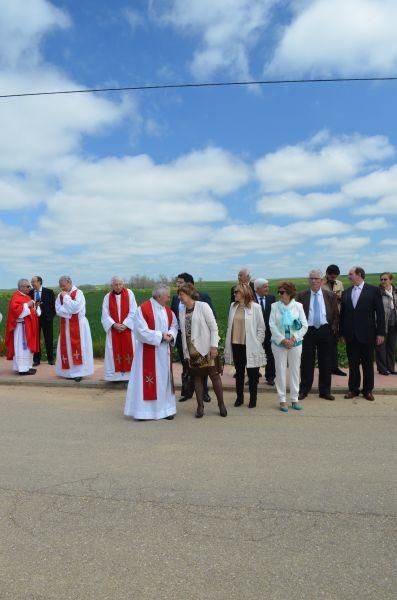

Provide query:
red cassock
left=5, top=291, right=39, bottom=359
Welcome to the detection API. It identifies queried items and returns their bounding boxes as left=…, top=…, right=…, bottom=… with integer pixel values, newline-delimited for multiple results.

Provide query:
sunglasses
left=380, top=278, right=389, bottom=281
left=278, top=290, right=286, bottom=295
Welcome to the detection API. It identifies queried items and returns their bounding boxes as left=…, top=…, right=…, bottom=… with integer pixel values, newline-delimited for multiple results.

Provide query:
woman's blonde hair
left=233, top=283, right=254, bottom=307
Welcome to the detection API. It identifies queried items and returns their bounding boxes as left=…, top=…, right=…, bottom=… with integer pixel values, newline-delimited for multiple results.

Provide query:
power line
left=0, top=76, right=396, bottom=99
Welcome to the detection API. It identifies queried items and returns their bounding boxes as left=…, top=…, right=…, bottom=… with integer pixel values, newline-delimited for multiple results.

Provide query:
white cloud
left=380, top=238, right=397, bottom=246
left=124, top=8, right=144, bottom=30
left=343, top=164, right=397, bottom=198
left=355, top=217, right=389, bottom=230
left=257, top=191, right=348, bottom=218
left=255, top=132, right=393, bottom=192
left=267, top=0, right=397, bottom=77
left=152, top=0, right=276, bottom=79
left=0, top=0, right=70, bottom=68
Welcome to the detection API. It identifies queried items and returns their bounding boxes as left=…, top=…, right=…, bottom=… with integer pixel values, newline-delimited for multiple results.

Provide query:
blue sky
left=1, top=0, right=397, bottom=288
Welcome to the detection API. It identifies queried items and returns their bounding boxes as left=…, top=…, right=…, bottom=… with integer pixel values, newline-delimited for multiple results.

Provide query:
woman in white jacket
left=269, top=281, right=308, bottom=412
left=179, top=283, right=227, bottom=419
left=224, top=283, right=266, bottom=408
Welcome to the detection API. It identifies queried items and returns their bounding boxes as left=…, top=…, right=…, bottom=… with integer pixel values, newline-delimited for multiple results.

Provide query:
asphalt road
left=0, top=386, right=395, bottom=600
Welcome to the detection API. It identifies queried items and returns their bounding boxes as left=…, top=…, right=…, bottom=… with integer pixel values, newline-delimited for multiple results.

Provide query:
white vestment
left=101, top=289, right=137, bottom=381
left=13, top=303, right=40, bottom=373
left=124, top=298, right=178, bottom=420
left=55, top=287, right=94, bottom=379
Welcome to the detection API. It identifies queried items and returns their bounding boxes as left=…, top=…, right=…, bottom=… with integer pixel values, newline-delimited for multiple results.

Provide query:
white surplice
left=55, top=287, right=94, bottom=379
left=101, top=289, right=137, bottom=381
left=124, top=298, right=178, bottom=420
left=13, top=303, right=40, bottom=373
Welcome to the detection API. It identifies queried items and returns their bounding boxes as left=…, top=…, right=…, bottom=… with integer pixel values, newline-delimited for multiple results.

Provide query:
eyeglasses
left=380, top=278, right=389, bottom=282
left=278, top=290, right=286, bottom=295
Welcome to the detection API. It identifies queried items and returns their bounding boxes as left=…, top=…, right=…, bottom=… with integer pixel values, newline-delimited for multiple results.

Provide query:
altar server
left=124, top=285, right=178, bottom=420
left=101, top=276, right=137, bottom=381
left=55, top=275, right=94, bottom=382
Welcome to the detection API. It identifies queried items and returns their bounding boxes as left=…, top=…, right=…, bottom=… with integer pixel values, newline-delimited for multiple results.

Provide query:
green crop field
left=0, top=274, right=390, bottom=365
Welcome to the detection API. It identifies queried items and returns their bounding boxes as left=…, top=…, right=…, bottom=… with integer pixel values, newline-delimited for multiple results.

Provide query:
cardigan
left=269, top=300, right=308, bottom=347
left=224, top=302, right=266, bottom=368
left=179, top=301, right=219, bottom=359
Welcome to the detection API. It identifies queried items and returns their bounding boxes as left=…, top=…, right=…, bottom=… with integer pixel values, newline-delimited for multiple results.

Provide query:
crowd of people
left=1, top=265, right=396, bottom=420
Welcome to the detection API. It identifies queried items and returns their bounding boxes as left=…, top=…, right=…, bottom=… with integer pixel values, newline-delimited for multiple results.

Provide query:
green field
left=0, top=274, right=389, bottom=365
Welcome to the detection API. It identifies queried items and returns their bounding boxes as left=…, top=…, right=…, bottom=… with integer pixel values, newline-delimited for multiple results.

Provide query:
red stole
left=140, top=299, right=173, bottom=401
left=109, top=288, right=134, bottom=372
left=5, top=291, right=39, bottom=359
left=59, top=290, right=83, bottom=369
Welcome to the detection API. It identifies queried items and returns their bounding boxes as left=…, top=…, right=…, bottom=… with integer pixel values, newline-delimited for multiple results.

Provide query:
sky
left=1, top=0, right=397, bottom=288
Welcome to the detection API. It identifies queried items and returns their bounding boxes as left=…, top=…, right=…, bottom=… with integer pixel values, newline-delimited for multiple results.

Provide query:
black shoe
left=33, top=362, right=40, bottom=367
left=74, top=377, right=82, bottom=382
left=19, top=368, right=37, bottom=376
left=388, top=370, right=397, bottom=374
left=248, top=401, right=256, bottom=408
left=234, top=398, right=244, bottom=407
left=298, top=392, right=307, bottom=401
left=319, top=394, right=335, bottom=401
left=266, top=379, right=275, bottom=386
left=48, top=360, right=55, bottom=365
left=179, top=395, right=191, bottom=402
left=378, top=370, right=389, bottom=375
left=203, top=393, right=211, bottom=403
left=332, top=369, right=347, bottom=376
left=164, top=415, right=175, bottom=420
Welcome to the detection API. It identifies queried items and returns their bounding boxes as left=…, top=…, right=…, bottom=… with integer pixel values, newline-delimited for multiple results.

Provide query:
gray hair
left=239, top=267, right=250, bottom=276
left=17, top=278, right=29, bottom=290
left=152, top=284, right=170, bottom=299
left=111, top=276, right=124, bottom=285
left=59, top=275, right=72, bottom=286
left=309, top=269, right=323, bottom=278
left=254, top=278, right=268, bottom=290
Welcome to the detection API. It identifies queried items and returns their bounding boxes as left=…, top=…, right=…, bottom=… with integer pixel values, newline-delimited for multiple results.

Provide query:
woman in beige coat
left=179, top=283, right=227, bottom=418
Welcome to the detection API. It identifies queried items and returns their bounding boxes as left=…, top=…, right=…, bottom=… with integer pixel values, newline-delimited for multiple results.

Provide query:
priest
left=101, top=276, right=137, bottom=381
left=124, top=285, right=178, bottom=420
left=5, top=279, right=40, bottom=375
left=55, top=275, right=94, bottom=382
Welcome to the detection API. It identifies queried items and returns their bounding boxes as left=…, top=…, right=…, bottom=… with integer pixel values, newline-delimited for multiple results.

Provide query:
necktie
left=35, top=290, right=39, bottom=301
left=313, top=292, right=321, bottom=329
left=352, top=287, right=360, bottom=308
left=259, top=297, right=265, bottom=321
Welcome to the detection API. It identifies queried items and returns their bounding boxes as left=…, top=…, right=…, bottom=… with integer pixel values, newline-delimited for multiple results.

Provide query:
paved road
left=0, top=386, right=395, bottom=600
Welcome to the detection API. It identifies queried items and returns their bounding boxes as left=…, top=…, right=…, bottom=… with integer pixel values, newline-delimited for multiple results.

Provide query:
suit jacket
left=171, top=290, right=215, bottom=324
left=252, top=293, right=276, bottom=331
left=339, top=283, right=385, bottom=344
left=230, top=281, right=255, bottom=304
left=29, top=287, right=56, bottom=320
left=297, top=289, right=339, bottom=335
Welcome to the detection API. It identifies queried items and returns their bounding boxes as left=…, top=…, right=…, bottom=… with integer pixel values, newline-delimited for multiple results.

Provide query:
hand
left=119, top=324, right=127, bottom=331
left=281, top=338, right=291, bottom=349
left=162, top=333, right=173, bottom=343
left=210, top=347, right=218, bottom=359
left=376, top=335, right=385, bottom=346
left=27, top=300, right=35, bottom=307
left=60, top=291, right=68, bottom=297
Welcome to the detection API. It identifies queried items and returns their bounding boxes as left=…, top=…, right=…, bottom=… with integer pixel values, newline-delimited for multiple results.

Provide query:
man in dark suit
left=297, top=269, right=339, bottom=401
left=253, top=278, right=276, bottom=385
left=340, top=266, right=385, bottom=401
left=30, top=275, right=56, bottom=366
left=230, top=268, right=255, bottom=303
left=171, top=272, right=215, bottom=402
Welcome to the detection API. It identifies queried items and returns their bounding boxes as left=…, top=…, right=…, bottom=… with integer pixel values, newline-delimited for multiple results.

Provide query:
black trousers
left=331, top=334, right=340, bottom=371
left=346, top=337, right=375, bottom=395
left=34, top=317, right=54, bottom=363
left=300, top=325, right=333, bottom=396
left=232, top=343, right=259, bottom=403
left=375, top=325, right=397, bottom=373
left=264, top=334, right=275, bottom=382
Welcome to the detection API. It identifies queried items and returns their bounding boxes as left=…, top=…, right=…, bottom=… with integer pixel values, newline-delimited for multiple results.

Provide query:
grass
left=0, top=274, right=390, bottom=364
